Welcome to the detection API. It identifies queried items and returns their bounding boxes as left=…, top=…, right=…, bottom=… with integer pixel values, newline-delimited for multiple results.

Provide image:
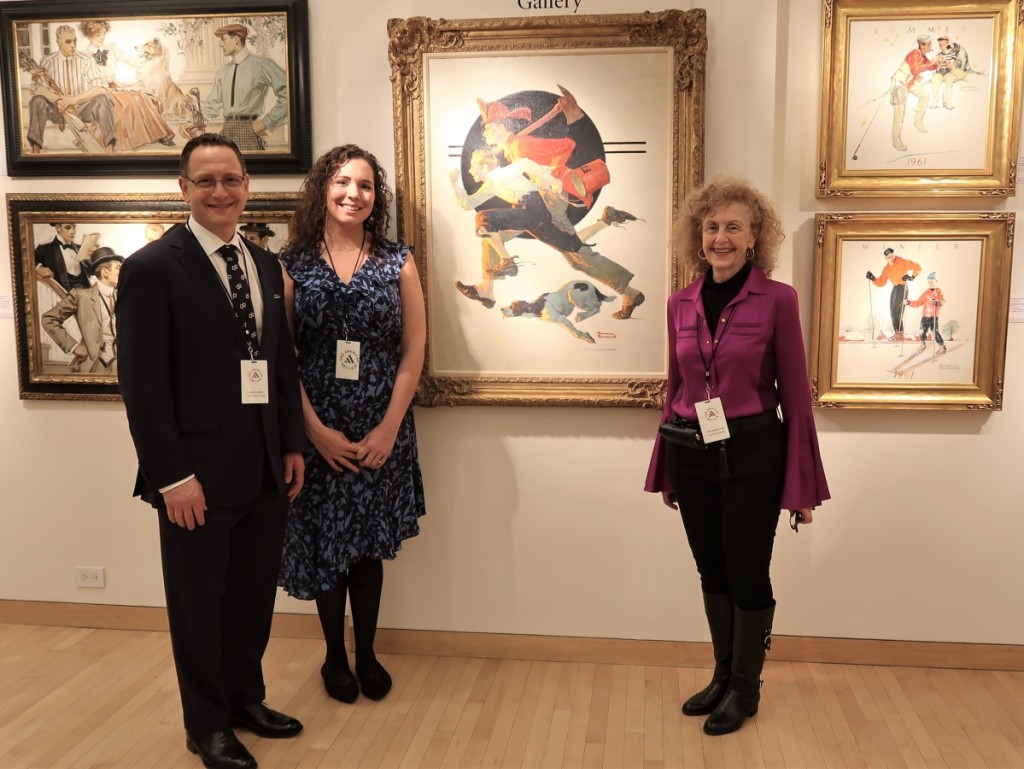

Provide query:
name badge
left=696, top=397, right=730, bottom=443
left=336, top=340, right=360, bottom=380
left=241, top=359, right=269, bottom=404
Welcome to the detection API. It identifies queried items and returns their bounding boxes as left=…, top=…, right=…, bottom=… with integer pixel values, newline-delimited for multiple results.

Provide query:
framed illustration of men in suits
left=6, top=192, right=298, bottom=400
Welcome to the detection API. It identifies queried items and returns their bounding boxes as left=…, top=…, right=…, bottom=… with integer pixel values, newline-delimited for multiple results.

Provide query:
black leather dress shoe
left=229, top=702, right=303, bottom=739
left=185, top=730, right=256, bottom=769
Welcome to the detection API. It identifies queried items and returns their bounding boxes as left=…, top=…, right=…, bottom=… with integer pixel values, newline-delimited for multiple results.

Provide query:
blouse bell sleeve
left=773, top=285, right=830, bottom=510
left=644, top=294, right=682, bottom=493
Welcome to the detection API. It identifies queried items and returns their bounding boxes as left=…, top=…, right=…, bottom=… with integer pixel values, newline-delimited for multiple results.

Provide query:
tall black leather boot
left=682, top=593, right=733, bottom=716
left=703, top=604, right=774, bottom=736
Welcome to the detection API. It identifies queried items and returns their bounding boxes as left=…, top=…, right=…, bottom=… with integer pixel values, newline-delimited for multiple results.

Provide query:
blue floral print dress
left=278, top=241, right=426, bottom=600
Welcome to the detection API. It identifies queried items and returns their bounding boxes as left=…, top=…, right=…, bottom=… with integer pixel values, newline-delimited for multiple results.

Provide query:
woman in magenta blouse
left=645, top=177, right=829, bottom=736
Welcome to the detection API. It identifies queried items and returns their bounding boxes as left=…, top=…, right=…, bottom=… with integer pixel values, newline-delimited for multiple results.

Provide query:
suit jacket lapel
left=248, top=244, right=278, bottom=355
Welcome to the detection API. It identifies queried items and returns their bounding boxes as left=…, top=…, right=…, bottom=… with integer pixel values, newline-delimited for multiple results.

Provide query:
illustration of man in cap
left=41, top=246, right=123, bottom=373
left=866, top=247, right=922, bottom=341
left=931, top=35, right=973, bottom=110
left=192, top=23, right=288, bottom=151
left=240, top=221, right=276, bottom=252
left=889, top=34, right=939, bottom=151
left=906, top=271, right=947, bottom=354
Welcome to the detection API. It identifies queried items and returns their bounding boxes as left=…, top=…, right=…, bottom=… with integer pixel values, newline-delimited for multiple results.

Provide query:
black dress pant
left=157, top=479, right=288, bottom=735
left=665, top=419, right=785, bottom=611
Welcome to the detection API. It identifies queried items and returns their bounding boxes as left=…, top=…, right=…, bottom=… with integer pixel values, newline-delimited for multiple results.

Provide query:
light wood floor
left=3, top=623, right=1024, bottom=769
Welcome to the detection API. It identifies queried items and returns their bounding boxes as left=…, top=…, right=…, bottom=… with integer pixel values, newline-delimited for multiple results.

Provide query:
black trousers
left=665, top=419, right=785, bottom=611
left=157, top=479, right=287, bottom=735
left=890, top=283, right=908, bottom=332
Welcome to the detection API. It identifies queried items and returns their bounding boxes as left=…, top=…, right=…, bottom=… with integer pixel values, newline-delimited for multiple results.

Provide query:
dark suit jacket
left=35, top=238, right=92, bottom=291
left=116, top=223, right=305, bottom=509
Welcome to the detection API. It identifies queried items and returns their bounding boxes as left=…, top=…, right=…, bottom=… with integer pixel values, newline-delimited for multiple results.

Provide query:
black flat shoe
left=185, top=729, right=256, bottom=769
left=356, top=658, right=392, bottom=701
left=229, top=702, right=303, bottom=739
left=321, top=661, right=359, bottom=703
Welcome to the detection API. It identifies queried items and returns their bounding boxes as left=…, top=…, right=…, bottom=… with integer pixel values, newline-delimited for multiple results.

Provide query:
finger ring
left=377, top=458, right=383, bottom=464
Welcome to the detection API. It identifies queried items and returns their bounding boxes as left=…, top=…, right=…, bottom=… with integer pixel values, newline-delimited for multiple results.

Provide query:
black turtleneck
left=701, top=261, right=752, bottom=331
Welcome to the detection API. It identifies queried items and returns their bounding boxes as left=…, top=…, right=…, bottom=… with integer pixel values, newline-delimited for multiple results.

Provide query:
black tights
left=314, top=558, right=384, bottom=671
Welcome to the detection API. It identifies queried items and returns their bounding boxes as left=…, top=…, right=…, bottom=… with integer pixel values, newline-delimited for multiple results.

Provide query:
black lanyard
left=695, top=299, right=737, bottom=401
left=323, top=232, right=368, bottom=341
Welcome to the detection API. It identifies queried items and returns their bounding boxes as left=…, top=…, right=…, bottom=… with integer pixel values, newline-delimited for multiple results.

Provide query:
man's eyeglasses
left=184, top=175, right=246, bottom=190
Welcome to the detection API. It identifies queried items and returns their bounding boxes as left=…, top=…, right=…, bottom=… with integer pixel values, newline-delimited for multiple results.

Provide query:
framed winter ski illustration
left=816, top=0, right=1024, bottom=197
left=810, top=212, right=1013, bottom=410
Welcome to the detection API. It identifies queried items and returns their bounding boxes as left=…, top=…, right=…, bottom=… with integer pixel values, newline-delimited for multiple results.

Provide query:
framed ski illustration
left=810, top=212, right=1013, bottom=410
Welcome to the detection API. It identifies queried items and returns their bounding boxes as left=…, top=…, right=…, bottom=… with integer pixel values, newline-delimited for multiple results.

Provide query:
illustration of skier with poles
left=888, top=271, right=960, bottom=377
left=907, top=271, right=946, bottom=354
left=866, top=248, right=921, bottom=341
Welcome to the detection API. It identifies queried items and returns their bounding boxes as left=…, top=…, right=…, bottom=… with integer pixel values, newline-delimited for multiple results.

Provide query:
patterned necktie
left=218, top=244, right=259, bottom=355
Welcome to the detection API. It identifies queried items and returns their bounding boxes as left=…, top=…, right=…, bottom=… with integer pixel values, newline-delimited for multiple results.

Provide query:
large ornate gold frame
left=388, top=11, right=706, bottom=407
left=810, top=212, right=1014, bottom=410
left=816, top=0, right=1023, bottom=197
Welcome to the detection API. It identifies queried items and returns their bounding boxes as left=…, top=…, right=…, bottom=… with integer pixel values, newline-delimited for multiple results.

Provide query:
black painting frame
left=0, top=0, right=311, bottom=176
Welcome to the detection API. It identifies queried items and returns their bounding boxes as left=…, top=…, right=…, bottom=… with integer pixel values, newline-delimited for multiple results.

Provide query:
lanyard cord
left=322, top=231, right=368, bottom=341
left=695, top=302, right=738, bottom=401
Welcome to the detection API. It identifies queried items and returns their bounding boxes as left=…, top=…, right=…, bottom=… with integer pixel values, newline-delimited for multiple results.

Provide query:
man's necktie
left=65, top=60, right=72, bottom=96
left=230, top=62, right=237, bottom=107
left=219, top=245, right=259, bottom=354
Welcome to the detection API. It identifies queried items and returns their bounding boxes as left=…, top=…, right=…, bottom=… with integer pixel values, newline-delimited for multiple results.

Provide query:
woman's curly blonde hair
left=677, top=176, right=784, bottom=277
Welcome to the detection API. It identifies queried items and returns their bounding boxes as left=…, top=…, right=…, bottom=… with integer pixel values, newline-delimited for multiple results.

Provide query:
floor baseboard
left=2, top=599, right=1020, bottom=671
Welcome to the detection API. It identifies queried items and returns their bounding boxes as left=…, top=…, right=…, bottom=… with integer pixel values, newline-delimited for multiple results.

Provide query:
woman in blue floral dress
left=278, top=145, right=426, bottom=703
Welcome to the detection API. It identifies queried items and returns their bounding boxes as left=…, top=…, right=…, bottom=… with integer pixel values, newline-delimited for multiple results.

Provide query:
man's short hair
left=179, top=133, right=246, bottom=177
left=884, top=248, right=895, bottom=256
left=917, top=34, right=932, bottom=45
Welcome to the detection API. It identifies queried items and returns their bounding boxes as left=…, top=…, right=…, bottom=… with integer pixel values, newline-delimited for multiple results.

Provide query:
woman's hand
left=356, top=423, right=399, bottom=469
left=789, top=507, right=814, bottom=531
left=661, top=490, right=678, bottom=510
left=309, top=423, right=360, bottom=473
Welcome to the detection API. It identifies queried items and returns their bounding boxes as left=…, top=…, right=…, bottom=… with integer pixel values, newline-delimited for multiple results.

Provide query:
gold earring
left=746, top=247, right=756, bottom=262
left=698, top=249, right=708, bottom=261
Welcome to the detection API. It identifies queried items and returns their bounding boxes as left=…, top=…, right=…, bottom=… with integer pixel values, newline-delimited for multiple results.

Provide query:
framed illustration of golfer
left=816, top=0, right=1023, bottom=197
left=389, top=11, right=707, bottom=407
left=809, top=212, right=1013, bottom=410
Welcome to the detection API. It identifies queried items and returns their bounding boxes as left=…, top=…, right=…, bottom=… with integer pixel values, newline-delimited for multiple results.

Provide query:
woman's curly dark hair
left=281, top=145, right=394, bottom=266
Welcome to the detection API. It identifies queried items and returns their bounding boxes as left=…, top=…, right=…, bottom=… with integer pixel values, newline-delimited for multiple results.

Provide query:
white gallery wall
left=1, top=0, right=1023, bottom=647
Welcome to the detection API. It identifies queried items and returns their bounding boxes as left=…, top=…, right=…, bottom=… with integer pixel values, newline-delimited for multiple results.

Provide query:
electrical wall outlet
left=75, top=567, right=105, bottom=588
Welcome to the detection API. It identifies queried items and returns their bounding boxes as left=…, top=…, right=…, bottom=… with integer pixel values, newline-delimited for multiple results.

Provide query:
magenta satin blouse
left=645, top=266, right=830, bottom=510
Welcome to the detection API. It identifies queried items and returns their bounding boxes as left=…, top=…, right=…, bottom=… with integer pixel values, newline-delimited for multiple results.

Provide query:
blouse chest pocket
left=730, top=321, right=764, bottom=336
left=676, top=323, right=699, bottom=338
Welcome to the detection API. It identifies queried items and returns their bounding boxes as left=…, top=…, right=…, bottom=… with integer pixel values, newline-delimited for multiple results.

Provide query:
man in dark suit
left=117, top=134, right=305, bottom=769
left=35, top=222, right=94, bottom=291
